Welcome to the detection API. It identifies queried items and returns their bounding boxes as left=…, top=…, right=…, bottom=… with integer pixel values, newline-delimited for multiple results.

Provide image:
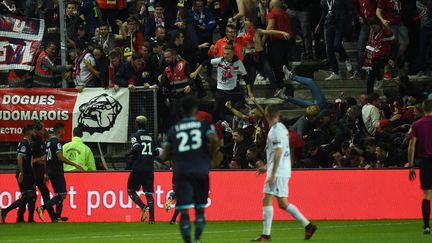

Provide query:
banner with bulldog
left=0, top=88, right=129, bottom=143
left=0, top=15, right=45, bottom=71
left=72, top=88, right=129, bottom=143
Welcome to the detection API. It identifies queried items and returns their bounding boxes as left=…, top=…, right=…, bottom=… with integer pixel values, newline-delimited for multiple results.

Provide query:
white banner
left=72, top=88, right=129, bottom=143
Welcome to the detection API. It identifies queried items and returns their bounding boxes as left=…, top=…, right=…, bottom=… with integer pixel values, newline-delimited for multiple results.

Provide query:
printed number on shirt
left=283, top=150, right=289, bottom=158
left=46, top=148, right=52, bottom=161
left=141, top=142, right=153, bottom=155
left=177, top=129, right=202, bottom=152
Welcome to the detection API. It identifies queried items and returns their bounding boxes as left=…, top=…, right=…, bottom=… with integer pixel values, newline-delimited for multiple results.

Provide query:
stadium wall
left=0, top=170, right=422, bottom=223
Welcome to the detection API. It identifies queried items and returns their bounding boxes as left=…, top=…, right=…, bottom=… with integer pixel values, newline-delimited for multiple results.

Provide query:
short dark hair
left=131, top=52, right=143, bottom=61
left=423, top=99, right=432, bottom=113
left=73, top=127, right=83, bottom=137
left=367, top=92, right=380, bottom=104
left=265, top=104, right=280, bottom=119
left=170, top=29, right=183, bottom=43
left=53, top=123, right=65, bottom=133
left=226, top=24, right=236, bottom=31
left=181, top=96, right=199, bottom=117
left=45, top=41, right=57, bottom=50
left=23, top=124, right=34, bottom=135
left=233, top=128, right=246, bottom=138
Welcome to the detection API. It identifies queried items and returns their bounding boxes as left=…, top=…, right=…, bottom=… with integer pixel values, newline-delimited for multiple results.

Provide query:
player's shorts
left=17, top=174, right=35, bottom=193
left=174, top=173, right=209, bottom=210
left=127, top=171, right=154, bottom=193
left=263, top=177, right=289, bottom=198
left=32, top=163, right=46, bottom=185
left=419, top=158, right=432, bottom=190
left=48, top=173, right=67, bottom=194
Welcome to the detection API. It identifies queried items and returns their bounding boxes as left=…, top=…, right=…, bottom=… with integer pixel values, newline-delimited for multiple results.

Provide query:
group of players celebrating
left=0, top=96, right=317, bottom=242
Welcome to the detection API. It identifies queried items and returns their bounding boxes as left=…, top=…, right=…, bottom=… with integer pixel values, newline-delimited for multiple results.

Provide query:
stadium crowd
left=1, top=0, right=432, bottom=169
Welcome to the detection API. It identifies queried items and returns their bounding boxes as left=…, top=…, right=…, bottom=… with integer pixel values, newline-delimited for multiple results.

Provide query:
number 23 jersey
left=165, top=118, right=216, bottom=174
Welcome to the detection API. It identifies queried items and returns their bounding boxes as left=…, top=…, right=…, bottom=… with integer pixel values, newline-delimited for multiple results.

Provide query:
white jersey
left=211, top=57, right=247, bottom=91
left=265, top=122, right=291, bottom=179
left=74, top=53, right=96, bottom=86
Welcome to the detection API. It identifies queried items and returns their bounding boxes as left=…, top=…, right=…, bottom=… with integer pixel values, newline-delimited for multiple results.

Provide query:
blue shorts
left=174, top=173, right=209, bottom=210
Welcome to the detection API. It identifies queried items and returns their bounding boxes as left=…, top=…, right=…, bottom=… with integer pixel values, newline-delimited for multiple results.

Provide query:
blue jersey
left=16, top=138, right=33, bottom=177
left=165, top=118, right=216, bottom=174
left=46, top=136, right=64, bottom=175
left=131, top=130, right=157, bottom=172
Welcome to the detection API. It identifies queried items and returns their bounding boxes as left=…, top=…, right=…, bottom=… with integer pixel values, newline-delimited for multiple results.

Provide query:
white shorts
left=263, top=177, right=289, bottom=198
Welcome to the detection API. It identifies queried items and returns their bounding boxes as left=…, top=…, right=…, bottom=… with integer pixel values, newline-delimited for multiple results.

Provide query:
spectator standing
left=266, top=0, right=294, bottom=95
left=65, top=1, right=84, bottom=41
left=71, top=41, right=96, bottom=92
left=92, top=23, right=123, bottom=56
left=84, top=46, right=109, bottom=87
left=97, top=0, right=126, bottom=34
left=362, top=17, right=396, bottom=94
left=316, top=0, right=356, bottom=80
left=63, top=127, right=96, bottom=171
left=416, top=0, right=432, bottom=76
left=145, top=3, right=171, bottom=40
left=33, top=42, right=72, bottom=88
left=351, top=0, right=377, bottom=79
left=189, top=0, right=216, bottom=43
left=122, top=16, right=145, bottom=59
left=159, top=48, right=200, bottom=125
left=79, top=0, right=103, bottom=36
left=108, top=48, right=131, bottom=90
left=286, top=0, right=314, bottom=60
left=362, top=92, right=381, bottom=137
left=376, top=0, right=409, bottom=63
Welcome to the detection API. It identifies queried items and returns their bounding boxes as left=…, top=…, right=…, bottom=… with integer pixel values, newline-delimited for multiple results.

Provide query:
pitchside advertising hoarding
left=0, top=88, right=129, bottom=143
left=0, top=170, right=423, bottom=223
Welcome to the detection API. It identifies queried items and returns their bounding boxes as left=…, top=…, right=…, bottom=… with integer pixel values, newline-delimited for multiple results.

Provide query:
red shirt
left=267, top=7, right=293, bottom=39
left=358, top=0, right=377, bottom=20
left=208, top=26, right=255, bottom=61
left=409, top=116, right=432, bottom=157
left=377, top=0, right=402, bottom=25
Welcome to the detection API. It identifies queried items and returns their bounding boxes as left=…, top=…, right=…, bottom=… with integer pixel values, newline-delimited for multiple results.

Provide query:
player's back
left=45, top=136, right=63, bottom=175
left=130, top=130, right=156, bottom=172
left=167, top=118, right=213, bottom=174
left=266, top=122, right=291, bottom=178
left=17, top=138, right=33, bottom=176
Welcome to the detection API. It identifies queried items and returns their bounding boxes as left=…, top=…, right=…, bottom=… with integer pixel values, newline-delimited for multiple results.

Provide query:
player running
left=36, top=123, right=83, bottom=222
left=128, top=116, right=158, bottom=224
left=1, top=125, right=36, bottom=223
left=161, top=96, right=218, bottom=243
left=252, top=105, right=317, bottom=241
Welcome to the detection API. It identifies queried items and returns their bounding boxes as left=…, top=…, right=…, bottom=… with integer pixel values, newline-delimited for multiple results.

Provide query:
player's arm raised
left=57, top=152, right=84, bottom=171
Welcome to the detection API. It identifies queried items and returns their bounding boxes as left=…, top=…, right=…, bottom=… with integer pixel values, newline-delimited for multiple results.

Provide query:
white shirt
left=74, top=53, right=96, bottom=86
left=211, top=57, right=247, bottom=91
left=265, top=122, right=291, bottom=179
left=362, top=103, right=380, bottom=136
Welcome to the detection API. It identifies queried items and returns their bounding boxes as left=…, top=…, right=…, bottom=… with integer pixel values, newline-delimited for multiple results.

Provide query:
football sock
left=422, top=200, right=430, bottom=228
left=171, top=209, right=180, bottom=222
left=37, top=184, right=56, bottom=220
left=3, top=198, right=28, bottom=214
left=180, top=212, right=192, bottom=243
left=27, top=196, right=36, bottom=221
left=286, top=204, right=310, bottom=227
left=263, top=206, right=274, bottom=236
left=145, top=194, right=155, bottom=220
left=128, top=190, right=145, bottom=209
left=195, top=207, right=206, bottom=240
left=17, top=204, right=26, bottom=221
left=55, top=198, right=64, bottom=219
left=42, top=195, right=63, bottom=209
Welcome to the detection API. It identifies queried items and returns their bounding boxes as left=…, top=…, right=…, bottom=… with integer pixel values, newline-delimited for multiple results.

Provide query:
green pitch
left=0, top=220, right=429, bottom=242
